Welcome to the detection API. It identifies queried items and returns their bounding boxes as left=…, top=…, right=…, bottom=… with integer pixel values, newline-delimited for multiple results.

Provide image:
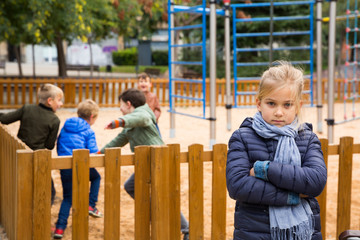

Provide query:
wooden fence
left=0, top=122, right=358, bottom=239
left=0, top=76, right=358, bottom=109
left=0, top=123, right=227, bottom=240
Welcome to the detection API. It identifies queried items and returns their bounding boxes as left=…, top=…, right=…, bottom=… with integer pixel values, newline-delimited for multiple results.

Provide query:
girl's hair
left=119, top=88, right=146, bottom=108
left=37, top=84, right=63, bottom=104
left=77, top=99, right=99, bottom=120
left=257, top=61, right=304, bottom=122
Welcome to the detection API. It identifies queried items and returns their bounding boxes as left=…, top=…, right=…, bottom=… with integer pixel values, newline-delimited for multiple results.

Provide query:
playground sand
left=1, top=103, right=360, bottom=240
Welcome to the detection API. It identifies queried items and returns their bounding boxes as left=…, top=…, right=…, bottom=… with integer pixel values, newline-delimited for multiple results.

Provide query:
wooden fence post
left=32, top=149, right=52, bottom=240
left=168, top=144, right=181, bottom=240
left=318, top=138, right=328, bottom=239
left=104, top=148, right=121, bottom=240
left=15, top=150, right=34, bottom=240
left=151, top=146, right=170, bottom=240
left=134, top=146, right=151, bottom=240
left=336, top=137, right=353, bottom=238
left=211, top=144, right=227, bottom=240
left=72, top=149, right=90, bottom=240
left=188, top=144, right=204, bottom=240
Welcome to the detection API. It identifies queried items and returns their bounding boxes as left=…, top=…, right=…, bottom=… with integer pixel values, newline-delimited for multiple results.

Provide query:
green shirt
left=100, top=104, right=164, bottom=153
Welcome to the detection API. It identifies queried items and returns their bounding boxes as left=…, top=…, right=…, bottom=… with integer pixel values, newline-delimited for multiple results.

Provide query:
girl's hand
left=249, top=168, right=255, bottom=176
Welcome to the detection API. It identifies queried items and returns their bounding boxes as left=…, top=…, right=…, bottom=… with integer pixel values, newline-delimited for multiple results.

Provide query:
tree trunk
left=88, top=37, right=93, bottom=77
left=32, top=44, right=36, bottom=78
left=56, top=34, right=67, bottom=77
left=14, top=45, right=23, bottom=76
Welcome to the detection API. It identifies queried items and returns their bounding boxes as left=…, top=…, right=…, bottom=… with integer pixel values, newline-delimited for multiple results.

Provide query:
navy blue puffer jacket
left=226, top=117, right=327, bottom=240
left=57, top=117, right=98, bottom=156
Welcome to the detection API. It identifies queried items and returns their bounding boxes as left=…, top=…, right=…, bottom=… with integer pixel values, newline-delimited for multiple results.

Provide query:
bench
left=144, top=68, right=160, bottom=77
left=0, top=61, right=5, bottom=75
left=66, top=64, right=100, bottom=76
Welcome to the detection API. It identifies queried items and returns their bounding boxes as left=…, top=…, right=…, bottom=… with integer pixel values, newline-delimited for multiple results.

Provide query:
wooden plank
left=168, top=144, right=181, bottom=240
left=72, top=149, right=90, bottom=240
left=336, top=137, right=353, bottom=238
left=134, top=146, right=151, bottom=240
left=0, top=83, right=3, bottom=105
left=52, top=154, right=135, bottom=170
left=211, top=144, right=227, bottom=240
left=79, top=83, right=83, bottom=102
left=14, top=84, right=18, bottom=105
left=188, top=144, right=204, bottom=240
left=151, top=146, right=170, bottom=240
left=15, top=150, right=34, bottom=240
left=318, top=138, right=328, bottom=239
left=104, top=148, right=121, bottom=240
left=32, top=150, right=52, bottom=240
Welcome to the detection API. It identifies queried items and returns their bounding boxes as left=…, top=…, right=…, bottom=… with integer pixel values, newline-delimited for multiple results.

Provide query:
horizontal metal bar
left=236, top=46, right=311, bottom=52
left=236, top=15, right=310, bottom=23
left=335, top=116, right=360, bottom=125
left=236, top=62, right=270, bottom=67
left=171, top=78, right=203, bottom=83
left=231, top=1, right=314, bottom=8
left=235, top=77, right=261, bottom=81
left=236, top=60, right=311, bottom=67
left=171, top=43, right=203, bottom=48
left=171, top=94, right=204, bottom=101
left=236, top=31, right=310, bottom=37
left=171, top=24, right=202, bottom=31
left=172, top=5, right=225, bottom=16
left=171, top=61, right=202, bottom=65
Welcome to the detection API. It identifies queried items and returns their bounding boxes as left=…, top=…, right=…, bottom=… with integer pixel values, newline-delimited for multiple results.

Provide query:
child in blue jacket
left=226, top=61, right=327, bottom=240
left=54, top=99, right=102, bottom=239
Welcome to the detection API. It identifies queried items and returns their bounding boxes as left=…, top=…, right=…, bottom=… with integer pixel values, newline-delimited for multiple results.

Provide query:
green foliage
left=115, top=0, right=167, bottom=39
left=112, top=47, right=138, bottom=65
left=152, top=50, right=168, bottom=66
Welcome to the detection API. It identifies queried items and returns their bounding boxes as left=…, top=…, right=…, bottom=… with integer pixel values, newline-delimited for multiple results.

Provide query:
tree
left=0, top=0, right=39, bottom=76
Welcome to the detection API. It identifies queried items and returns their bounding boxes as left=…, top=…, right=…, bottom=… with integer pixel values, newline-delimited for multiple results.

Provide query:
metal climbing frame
left=340, top=0, right=360, bottom=124
left=231, top=0, right=315, bottom=108
left=168, top=0, right=207, bottom=121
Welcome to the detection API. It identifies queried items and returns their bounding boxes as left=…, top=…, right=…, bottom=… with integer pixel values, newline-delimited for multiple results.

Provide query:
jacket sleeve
left=122, top=111, right=153, bottom=128
left=100, top=129, right=128, bottom=153
left=44, top=118, right=60, bottom=150
left=0, top=106, right=24, bottom=124
left=226, top=129, right=296, bottom=206
left=86, top=130, right=99, bottom=154
left=266, top=132, right=327, bottom=197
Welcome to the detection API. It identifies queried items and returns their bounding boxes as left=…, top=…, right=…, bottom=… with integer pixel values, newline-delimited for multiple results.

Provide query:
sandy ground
left=1, top=103, right=360, bottom=240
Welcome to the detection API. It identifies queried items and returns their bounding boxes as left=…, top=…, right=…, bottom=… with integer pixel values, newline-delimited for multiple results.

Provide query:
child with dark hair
left=102, top=88, right=189, bottom=240
left=137, top=72, right=162, bottom=136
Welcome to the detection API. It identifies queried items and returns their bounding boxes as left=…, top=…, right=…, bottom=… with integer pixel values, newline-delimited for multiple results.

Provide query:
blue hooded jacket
left=57, top=117, right=98, bottom=156
left=226, top=117, right=327, bottom=240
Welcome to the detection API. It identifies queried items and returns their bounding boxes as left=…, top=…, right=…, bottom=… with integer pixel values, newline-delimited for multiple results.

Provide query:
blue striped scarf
left=252, top=112, right=314, bottom=240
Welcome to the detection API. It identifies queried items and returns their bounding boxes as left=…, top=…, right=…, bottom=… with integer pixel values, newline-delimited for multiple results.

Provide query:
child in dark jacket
left=226, top=61, right=327, bottom=240
left=53, top=99, right=102, bottom=239
left=102, top=88, right=189, bottom=240
left=0, top=83, right=63, bottom=205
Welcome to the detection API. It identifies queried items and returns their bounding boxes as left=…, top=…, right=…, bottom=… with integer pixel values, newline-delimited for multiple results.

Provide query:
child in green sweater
left=101, top=88, right=189, bottom=240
